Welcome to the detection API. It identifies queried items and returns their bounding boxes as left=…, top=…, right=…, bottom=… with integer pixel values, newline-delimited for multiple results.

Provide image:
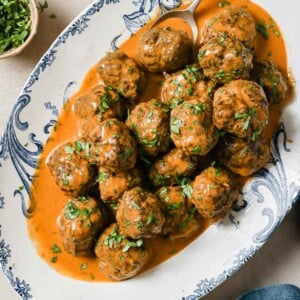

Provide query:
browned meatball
left=252, top=59, right=288, bottom=103
left=149, top=147, right=200, bottom=187
left=57, top=196, right=104, bottom=256
left=73, top=85, right=126, bottom=138
left=89, top=119, right=137, bottom=171
left=170, top=97, right=218, bottom=155
left=136, top=27, right=193, bottom=73
left=94, top=223, right=151, bottom=281
left=217, top=135, right=270, bottom=176
left=47, top=140, right=95, bottom=196
left=73, top=85, right=124, bottom=120
left=116, top=187, right=165, bottom=239
left=201, top=5, right=256, bottom=49
left=213, top=80, right=269, bottom=139
left=156, top=186, right=199, bottom=238
left=161, top=65, right=206, bottom=108
left=198, top=37, right=253, bottom=84
left=97, top=167, right=142, bottom=202
left=126, top=99, right=171, bottom=156
left=97, top=51, right=146, bottom=103
left=190, top=166, right=238, bottom=220
left=72, top=94, right=95, bottom=119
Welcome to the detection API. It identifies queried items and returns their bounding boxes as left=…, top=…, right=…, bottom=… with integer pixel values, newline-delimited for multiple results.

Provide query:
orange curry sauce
left=27, top=0, right=289, bottom=282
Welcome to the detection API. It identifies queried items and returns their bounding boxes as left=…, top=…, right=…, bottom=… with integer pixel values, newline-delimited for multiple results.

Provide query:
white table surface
left=1, top=1, right=300, bottom=299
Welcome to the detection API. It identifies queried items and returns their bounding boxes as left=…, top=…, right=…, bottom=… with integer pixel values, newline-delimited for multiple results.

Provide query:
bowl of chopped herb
left=0, top=0, right=39, bottom=58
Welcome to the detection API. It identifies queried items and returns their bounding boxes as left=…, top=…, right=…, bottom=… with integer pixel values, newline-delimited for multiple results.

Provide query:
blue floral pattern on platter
left=0, top=0, right=299, bottom=299
left=0, top=223, right=32, bottom=299
left=183, top=246, right=259, bottom=299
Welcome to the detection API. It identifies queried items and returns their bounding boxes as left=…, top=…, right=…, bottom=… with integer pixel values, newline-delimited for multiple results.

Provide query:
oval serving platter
left=0, top=0, right=299, bottom=299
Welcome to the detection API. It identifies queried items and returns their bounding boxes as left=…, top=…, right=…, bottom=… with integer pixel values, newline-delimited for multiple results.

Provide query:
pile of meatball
left=47, top=5, right=288, bottom=281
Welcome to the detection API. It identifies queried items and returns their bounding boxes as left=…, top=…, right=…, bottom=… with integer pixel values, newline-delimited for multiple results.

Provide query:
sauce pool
left=27, top=0, right=290, bottom=282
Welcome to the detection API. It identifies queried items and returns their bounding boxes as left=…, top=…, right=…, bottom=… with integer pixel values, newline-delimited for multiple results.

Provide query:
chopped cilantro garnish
left=104, top=228, right=124, bottom=249
left=256, top=20, right=269, bottom=39
left=64, top=198, right=93, bottom=220
left=234, top=108, right=256, bottom=131
left=122, top=239, right=143, bottom=253
left=97, top=171, right=107, bottom=182
left=218, top=0, right=230, bottom=7
left=176, top=178, right=193, bottom=199
left=131, top=200, right=141, bottom=210
left=51, top=244, right=61, bottom=253
left=37, top=1, right=48, bottom=13
left=50, top=256, right=57, bottom=263
left=170, top=117, right=184, bottom=134
left=191, top=146, right=202, bottom=154
left=146, top=210, right=155, bottom=225
left=80, top=262, right=88, bottom=270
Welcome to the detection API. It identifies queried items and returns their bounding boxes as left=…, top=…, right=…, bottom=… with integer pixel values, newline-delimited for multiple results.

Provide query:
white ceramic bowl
left=0, top=0, right=39, bottom=59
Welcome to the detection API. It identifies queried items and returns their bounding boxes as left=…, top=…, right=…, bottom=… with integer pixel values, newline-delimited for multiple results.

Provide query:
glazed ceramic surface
left=0, top=0, right=299, bottom=299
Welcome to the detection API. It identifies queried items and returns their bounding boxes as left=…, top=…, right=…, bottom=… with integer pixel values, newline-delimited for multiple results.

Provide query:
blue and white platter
left=0, top=0, right=299, bottom=299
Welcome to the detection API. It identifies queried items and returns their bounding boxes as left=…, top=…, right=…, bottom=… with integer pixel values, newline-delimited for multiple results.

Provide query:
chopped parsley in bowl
left=0, top=0, right=39, bottom=58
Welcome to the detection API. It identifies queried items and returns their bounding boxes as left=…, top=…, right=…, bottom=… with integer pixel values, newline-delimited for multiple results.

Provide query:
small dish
left=0, top=0, right=39, bottom=59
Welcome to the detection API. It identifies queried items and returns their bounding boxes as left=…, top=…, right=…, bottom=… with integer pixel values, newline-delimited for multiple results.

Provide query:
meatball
left=198, top=37, right=253, bottom=84
left=201, top=5, right=256, bottom=49
left=136, top=27, right=193, bottom=73
left=190, top=166, right=238, bottom=220
left=156, top=186, right=200, bottom=238
left=252, top=59, right=288, bottom=103
left=95, top=223, right=151, bottom=281
left=89, top=119, right=137, bottom=171
left=73, top=85, right=126, bottom=138
left=57, top=196, right=104, bottom=256
left=97, top=51, right=146, bottom=102
left=98, top=167, right=142, bottom=202
left=72, top=94, right=95, bottom=119
left=161, top=64, right=206, bottom=108
left=149, top=147, right=200, bottom=187
left=126, top=99, right=171, bottom=156
left=213, top=80, right=269, bottom=139
left=170, top=97, right=218, bottom=155
left=116, top=187, right=165, bottom=239
left=73, top=85, right=125, bottom=120
left=47, top=140, right=95, bottom=196
left=217, top=135, right=270, bottom=176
